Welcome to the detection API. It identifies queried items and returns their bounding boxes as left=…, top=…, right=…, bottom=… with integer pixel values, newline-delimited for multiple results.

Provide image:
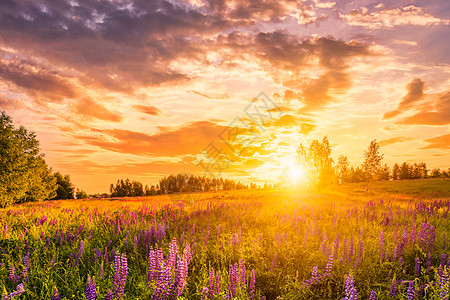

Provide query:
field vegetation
left=1, top=180, right=450, bottom=299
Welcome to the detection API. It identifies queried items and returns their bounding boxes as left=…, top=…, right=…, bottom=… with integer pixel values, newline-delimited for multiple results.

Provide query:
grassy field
left=1, top=180, right=450, bottom=299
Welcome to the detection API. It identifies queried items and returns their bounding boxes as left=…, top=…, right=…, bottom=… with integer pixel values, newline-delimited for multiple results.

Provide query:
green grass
left=337, top=179, right=450, bottom=198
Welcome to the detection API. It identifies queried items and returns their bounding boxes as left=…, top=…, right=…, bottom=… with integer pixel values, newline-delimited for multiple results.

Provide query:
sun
left=280, top=156, right=307, bottom=186
left=288, top=165, right=305, bottom=184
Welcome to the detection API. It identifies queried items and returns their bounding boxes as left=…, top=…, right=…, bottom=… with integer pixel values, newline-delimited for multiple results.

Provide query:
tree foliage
left=52, top=172, right=75, bottom=200
left=362, top=139, right=383, bottom=181
left=76, top=188, right=88, bottom=199
left=296, top=136, right=334, bottom=188
left=0, top=111, right=57, bottom=207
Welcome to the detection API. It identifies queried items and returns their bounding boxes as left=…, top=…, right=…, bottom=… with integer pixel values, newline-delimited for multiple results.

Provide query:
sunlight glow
left=288, top=163, right=306, bottom=185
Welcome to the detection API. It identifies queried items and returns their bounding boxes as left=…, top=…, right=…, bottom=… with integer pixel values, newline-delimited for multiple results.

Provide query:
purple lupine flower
left=443, top=233, right=447, bottom=250
left=168, top=238, right=178, bottom=272
left=99, top=262, right=104, bottom=280
left=8, top=266, right=19, bottom=283
left=343, top=272, right=357, bottom=300
left=3, top=283, right=25, bottom=300
left=208, top=268, right=216, bottom=298
left=369, top=290, right=377, bottom=300
left=86, top=275, right=96, bottom=300
left=415, top=258, right=421, bottom=277
left=270, top=254, right=277, bottom=272
left=147, top=250, right=158, bottom=284
left=228, top=263, right=239, bottom=298
left=349, top=236, right=355, bottom=262
left=325, top=246, right=335, bottom=276
left=441, top=254, right=447, bottom=267
left=239, top=259, right=246, bottom=287
left=389, top=278, right=397, bottom=298
left=426, top=252, right=432, bottom=269
left=22, top=252, right=30, bottom=281
left=439, top=268, right=449, bottom=300
left=341, top=238, right=348, bottom=264
left=133, top=235, right=138, bottom=251
left=406, top=281, right=415, bottom=300
left=51, top=288, right=59, bottom=300
left=249, top=269, right=256, bottom=300
left=105, top=289, right=112, bottom=300
left=201, top=287, right=208, bottom=300
left=124, top=230, right=129, bottom=247
left=112, top=252, right=128, bottom=299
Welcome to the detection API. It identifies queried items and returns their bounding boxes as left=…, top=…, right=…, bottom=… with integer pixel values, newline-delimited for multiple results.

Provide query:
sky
left=0, top=0, right=449, bottom=193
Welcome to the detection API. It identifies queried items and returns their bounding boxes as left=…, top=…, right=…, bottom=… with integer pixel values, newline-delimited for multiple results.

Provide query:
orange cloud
left=133, top=105, right=162, bottom=116
left=399, top=91, right=450, bottom=125
left=75, top=98, right=122, bottom=122
left=79, top=121, right=229, bottom=156
left=341, top=5, right=449, bottom=29
left=383, top=78, right=426, bottom=119
left=378, top=137, right=413, bottom=147
left=421, top=134, right=450, bottom=150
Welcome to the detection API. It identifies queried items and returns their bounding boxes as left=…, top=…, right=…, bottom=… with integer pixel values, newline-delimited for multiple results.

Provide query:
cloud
left=378, top=137, right=413, bottom=147
left=399, top=91, right=450, bottom=125
left=221, top=32, right=373, bottom=111
left=421, top=134, right=450, bottom=150
left=340, top=5, right=449, bottom=29
left=300, top=123, right=316, bottom=135
left=0, top=0, right=332, bottom=95
left=75, top=97, right=122, bottom=122
left=79, top=121, right=229, bottom=156
left=133, top=104, right=162, bottom=116
left=0, top=54, right=79, bottom=103
left=383, top=78, right=426, bottom=119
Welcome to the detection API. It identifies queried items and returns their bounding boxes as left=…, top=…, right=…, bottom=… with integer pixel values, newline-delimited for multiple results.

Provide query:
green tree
left=336, top=155, right=350, bottom=183
left=24, top=157, right=57, bottom=202
left=392, top=163, right=400, bottom=180
left=362, top=140, right=383, bottom=181
left=377, top=163, right=391, bottom=181
left=0, top=111, right=57, bottom=207
left=76, top=188, right=88, bottom=199
left=399, top=162, right=411, bottom=179
left=52, top=172, right=75, bottom=199
left=297, top=136, right=334, bottom=188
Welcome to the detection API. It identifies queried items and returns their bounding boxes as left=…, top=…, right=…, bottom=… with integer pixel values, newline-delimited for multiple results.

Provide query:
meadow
left=1, top=179, right=450, bottom=299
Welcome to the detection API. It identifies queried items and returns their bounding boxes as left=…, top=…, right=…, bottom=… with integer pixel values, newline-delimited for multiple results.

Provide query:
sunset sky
left=0, top=0, right=449, bottom=193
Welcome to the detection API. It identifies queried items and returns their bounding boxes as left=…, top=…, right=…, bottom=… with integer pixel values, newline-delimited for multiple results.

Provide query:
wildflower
left=86, top=275, right=96, bottom=300
left=99, top=262, right=104, bottom=280
left=369, top=290, right=377, bottom=300
left=389, top=277, right=397, bottom=298
left=105, top=289, right=112, bottom=300
left=406, top=281, right=414, bottom=300
left=343, top=271, right=357, bottom=300
left=270, top=254, right=277, bottom=272
left=112, top=253, right=128, bottom=299
left=414, top=258, right=420, bottom=277
left=325, top=245, right=335, bottom=276
left=249, top=269, right=256, bottom=300
left=439, top=268, right=449, bottom=300
left=3, top=283, right=25, bottom=300
left=51, top=288, right=59, bottom=300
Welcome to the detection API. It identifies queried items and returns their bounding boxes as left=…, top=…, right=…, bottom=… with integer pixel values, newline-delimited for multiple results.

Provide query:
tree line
left=292, top=137, right=449, bottom=188
left=0, top=111, right=84, bottom=207
left=110, top=174, right=256, bottom=197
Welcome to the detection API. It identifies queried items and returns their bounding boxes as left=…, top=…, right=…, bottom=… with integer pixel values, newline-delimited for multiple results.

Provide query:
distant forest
left=109, top=175, right=257, bottom=198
